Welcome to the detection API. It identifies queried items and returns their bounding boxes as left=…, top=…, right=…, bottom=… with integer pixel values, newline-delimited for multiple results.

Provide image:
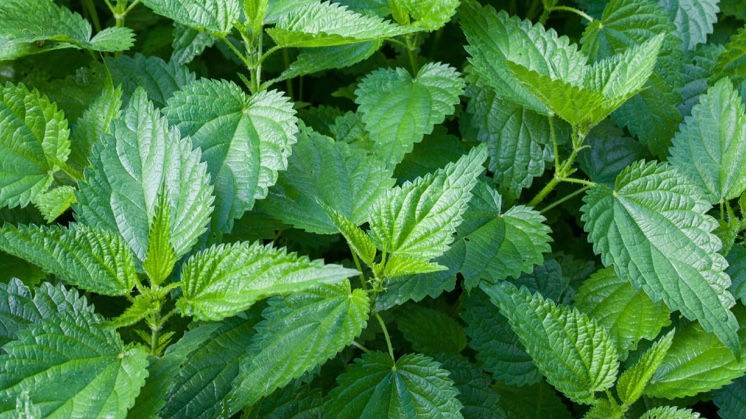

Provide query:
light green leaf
left=713, top=375, right=746, bottom=419
left=226, top=281, right=368, bottom=414
left=68, top=86, right=122, bottom=171
left=141, top=0, right=239, bottom=36
left=164, top=79, right=297, bottom=232
left=33, top=186, right=76, bottom=223
left=639, top=406, right=701, bottom=419
left=74, top=88, right=214, bottom=262
left=0, top=0, right=134, bottom=60
left=143, top=190, right=177, bottom=285
left=0, top=280, right=149, bottom=418
left=574, top=267, right=671, bottom=359
left=617, top=330, right=675, bottom=405
left=582, top=160, right=740, bottom=354
left=176, top=241, right=359, bottom=321
left=582, top=399, right=622, bottom=419
left=658, top=0, right=719, bottom=50
left=397, top=0, right=459, bottom=31
left=170, top=23, right=217, bottom=65
left=383, top=254, right=446, bottom=278
left=368, top=145, right=486, bottom=263
left=259, top=124, right=394, bottom=234
left=325, top=351, right=463, bottom=418
left=266, top=1, right=418, bottom=48
left=0, top=82, right=70, bottom=209
left=396, top=304, right=466, bottom=354
left=355, top=62, right=465, bottom=167
left=711, top=27, right=746, bottom=106
left=458, top=181, right=552, bottom=290
left=12, top=391, right=42, bottom=419
left=321, top=202, right=377, bottom=265
left=669, top=78, right=746, bottom=203
left=275, top=41, right=382, bottom=82
left=483, top=281, right=619, bottom=404
left=645, top=306, right=746, bottom=398
left=0, top=224, right=137, bottom=296
left=105, top=294, right=158, bottom=329
left=106, top=54, right=195, bottom=109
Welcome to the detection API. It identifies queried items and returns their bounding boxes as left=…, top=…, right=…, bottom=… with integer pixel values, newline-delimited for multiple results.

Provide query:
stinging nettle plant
left=1, top=0, right=746, bottom=417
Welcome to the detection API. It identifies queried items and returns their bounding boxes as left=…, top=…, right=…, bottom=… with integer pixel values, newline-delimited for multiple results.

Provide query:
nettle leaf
left=581, top=160, right=740, bottom=354
left=574, top=267, right=671, bottom=359
left=396, top=304, right=467, bottom=355
left=397, top=0, right=460, bottom=31
left=75, top=88, right=214, bottom=262
left=669, top=78, right=746, bottom=204
left=227, top=281, right=369, bottom=414
left=483, top=281, right=619, bottom=404
left=679, top=44, right=725, bottom=117
left=176, top=241, right=358, bottom=321
left=355, top=62, right=465, bottom=167
left=33, top=185, right=76, bottom=223
left=493, top=379, right=572, bottom=419
left=579, top=121, right=646, bottom=185
left=368, top=145, right=486, bottom=264
left=582, top=0, right=684, bottom=158
left=105, top=294, right=158, bottom=329
left=435, top=354, right=505, bottom=419
left=461, top=287, right=541, bottom=386
left=458, top=181, right=552, bottom=290
left=0, top=280, right=149, bottom=418
left=0, top=82, right=70, bottom=209
left=171, top=24, right=217, bottom=65
left=141, top=0, right=238, bottom=36
left=459, top=0, right=587, bottom=113
left=325, top=351, right=462, bottom=418
left=68, top=86, right=122, bottom=171
left=0, top=224, right=137, bottom=296
left=275, top=41, right=382, bottom=83
left=259, top=124, right=394, bottom=234
left=266, top=1, right=418, bottom=48
left=243, top=381, right=324, bottom=419
left=321, top=203, right=377, bottom=265
left=164, top=79, right=297, bottom=232
left=659, top=0, right=719, bottom=50
left=0, top=0, right=134, bottom=60
left=639, top=406, right=700, bottom=419
left=465, top=76, right=550, bottom=204
left=617, top=330, right=675, bottom=405
left=712, top=27, right=746, bottom=105
left=394, top=126, right=467, bottom=184
left=0, top=279, right=40, bottom=345
left=713, top=375, right=746, bottom=419
left=107, top=54, right=196, bottom=109
left=645, top=306, right=746, bottom=398
left=727, top=244, right=746, bottom=304
left=143, top=190, right=177, bottom=285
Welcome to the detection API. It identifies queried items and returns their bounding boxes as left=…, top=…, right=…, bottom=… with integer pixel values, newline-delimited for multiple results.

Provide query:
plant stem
left=149, top=310, right=161, bottom=355
left=529, top=175, right=562, bottom=207
left=549, top=115, right=560, bottom=171
left=81, top=0, right=102, bottom=32
left=351, top=341, right=370, bottom=354
left=350, top=250, right=368, bottom=291
left=540, top=185, right=591, bottom=214
left=375, top=312, right=396, bottom=362
left=548, top=6, right=594, bottom=23
left=406, top=34, right=419, bottom=74
left=283, top=48, right=294, bottom=99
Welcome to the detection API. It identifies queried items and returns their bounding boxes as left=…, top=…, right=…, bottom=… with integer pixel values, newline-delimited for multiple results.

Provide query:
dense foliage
left=1, top=0, right=745, bottom=417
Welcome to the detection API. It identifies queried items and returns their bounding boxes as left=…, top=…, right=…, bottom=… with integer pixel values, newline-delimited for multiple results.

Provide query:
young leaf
left=325, top=351, right=462, bottom=417
left=68, top=86, right=122, bottom=171
left=396, top=0, right=460, bottom=31
left=435, top=354, right=506, bottom=419
left=645, top=307, right=746, bottom=399
left=226, top=281, right=369, bottom=414
left=33, top=186, right=76, bottom=223
left=143, top=190, right=177, bottom=285
left=458, top=181, right=552, bottom=289
left=368, top=145, right=486, bottom=265
left=141, top=0, right=239, bottom=36
left=0, top=224, right=137, bottom=296
left=659, top=0, right=719, bottom=50
left=74, top=88, right=214, bottom=262
left=164, top=79, right=297, bottom=232
left=321, top=203, right=377, bottom=266
left=106, top=54, right=196, bottom=109
left=0, top=280, right=149, bottom=418
left=616, top=330, right=676, bottom=405
left=0, top=0, right=134, bottom=60
left=171, top=24, right=217, bottom=65
left=639, top=406, right=700, bottom=419
left=395, top=304, right=467, bottom=355
left=573, top=267, right=671, bottom=359
left=266, top=1, right=418, bottom=48
left=0, top=82, right=70, bottom=209
left=383, top=255, right=446, bottom=278
left=355, top=62, right=465, bottom=166
left=582, top=160, right=740, bottom=354
left=668, top=78, right=746, bottom=204
left=483, top=281, right=619, bottom=404
left=275, top=41, right=382, bottom=82
left=176, top=241, right=359, bottom=321
left=712, top=375, right=746, bottom=419
left=259, top=125, right=394, bottom=234
left=105, top=294, right=158, bottom=329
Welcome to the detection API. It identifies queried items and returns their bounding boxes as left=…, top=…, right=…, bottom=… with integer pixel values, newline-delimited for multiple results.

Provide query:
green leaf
left=573, top=267, right=671, bottom=359
left=107, top=54, right=196, bottom=109
left=713, top=375, right=746, bottom=419
left=435, top=354, right=506, bottom=419
left=176, top=241, right=359, bottom=321
left=617, top=330, right=676, bottom=405
left=645, top=306, right=746, bottom=398
left=711, top=27, right=746, bottom=106
left=394, top=126, right=467, bottom=184
left=164, top=79, right=297, bottom=232
left=259, top=125, right=394, bottom=234
left=658, top=0, right=719, bottom=50
left=143, top=190, right=177, bottom=285
left=397, top=0, right=459, bottom=31
left=325, top=351, right=463, bottom=418
left=0, top=280, right=149, bottom=418
left=170, top=23, right=217, bottom=65
left=12, top=391, right=42, bottom=419
left=396, top=304, right=466, bottom=354
left=242, top=381, right=324, bottom=419
left=0, top=224, right=137, bottom=296
left=141, top=0, right=239, bottom=36
left=266, top=1, right=418, bottom=48
left=106, top=294, right=158, bottom=329
left=492, top=379, right=572, bottom=419
left=161, top=314, right=262, bottom=419
left=33, top=186, right=76, bottom=223
left=275, top=41, right=382, bottom=82
left=0, top=0, right=134, bottom=60
left=483, top=281, right=619, bottom=404
left=321, top=203, right=377, bottom=265
left=461, top=287, right=540, bottom=386
left=459, top=181, right=552, bottom=289
left=639, top=406, right=701, bottom=419
left=226, top=281, right=369, bottom=414
left=355, top=62, right=465, bottom=167
left=0, top=82, right=70, bottom=209
left=583, top=399, right=623, bottom=419
left=669, top=78, right=746, bottom=203
left=383, top=255, right=446, bottom=278
left=579, top=121, right=645, bottom=185
left=74, top=88, right=214, bottom=262
left=726, top=244, right=746, bottom=305
left=68, top=86, right=122, bottom=170
left=0, top=279, right=39, bottom=345
left=464, top=77, right=550, bottom=204
left=369, top=145, right=486, bottom=266
left=581, top=160, right=740, bottom=354
left=679, top=44, right=725, bottom=116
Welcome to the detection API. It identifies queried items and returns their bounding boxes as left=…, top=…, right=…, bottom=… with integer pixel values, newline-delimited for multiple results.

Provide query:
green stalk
left=375, top=312, right=396, bottom=362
